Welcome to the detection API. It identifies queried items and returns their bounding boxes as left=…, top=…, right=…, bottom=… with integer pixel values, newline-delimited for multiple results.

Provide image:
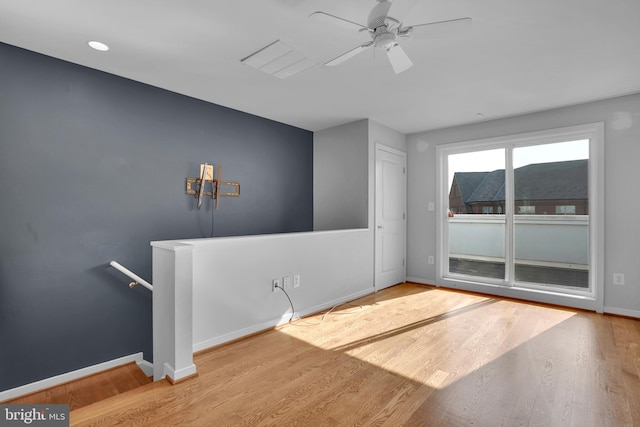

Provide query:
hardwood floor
left=69, top=283, right=640, bottom=426
left=4, top=362, right=151, bottom=410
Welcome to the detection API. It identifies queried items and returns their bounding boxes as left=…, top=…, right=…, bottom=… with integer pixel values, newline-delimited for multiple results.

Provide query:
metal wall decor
left=186, top=163, right=240, bottom=209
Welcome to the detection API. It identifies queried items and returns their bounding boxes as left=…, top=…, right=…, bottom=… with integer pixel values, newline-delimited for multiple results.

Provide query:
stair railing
left=109, top=261, right=153, bottom=291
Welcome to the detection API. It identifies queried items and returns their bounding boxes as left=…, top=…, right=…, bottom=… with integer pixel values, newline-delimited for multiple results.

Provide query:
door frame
left=374, top=143, right=407, bottom=290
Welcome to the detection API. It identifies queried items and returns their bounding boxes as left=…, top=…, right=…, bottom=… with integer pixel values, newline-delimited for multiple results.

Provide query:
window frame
left=436, top=123, right=605, bottom=312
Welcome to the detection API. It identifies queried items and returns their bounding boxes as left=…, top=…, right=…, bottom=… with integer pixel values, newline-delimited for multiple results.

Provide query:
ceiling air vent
left=241, top=40, right=317, bottom=79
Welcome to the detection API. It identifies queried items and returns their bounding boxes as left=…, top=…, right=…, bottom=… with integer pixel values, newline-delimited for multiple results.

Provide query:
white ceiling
left=1, top=0, right=639, bottom=134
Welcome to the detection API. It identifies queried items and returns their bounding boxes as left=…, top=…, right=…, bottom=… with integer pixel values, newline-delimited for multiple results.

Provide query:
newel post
left=151, top=241, right=197, bottom=383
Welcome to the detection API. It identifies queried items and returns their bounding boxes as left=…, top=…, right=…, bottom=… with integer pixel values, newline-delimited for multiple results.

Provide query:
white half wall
left=190, top=229, right=374, bottom=351
left=151, top=241, right=196, bottom=382
left=151, top=229, right=374, bottom=380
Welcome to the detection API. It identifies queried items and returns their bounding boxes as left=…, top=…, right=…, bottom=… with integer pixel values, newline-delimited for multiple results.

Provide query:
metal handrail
left=109, top=261, right=153, bottom=291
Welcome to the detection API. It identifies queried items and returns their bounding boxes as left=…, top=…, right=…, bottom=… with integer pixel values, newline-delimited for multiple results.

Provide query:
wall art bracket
left=186, top=163, right=240, bottom=209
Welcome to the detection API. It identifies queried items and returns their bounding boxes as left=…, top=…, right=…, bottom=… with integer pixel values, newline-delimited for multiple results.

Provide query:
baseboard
left=162, top=362, right=197, bottom=384
left=0, top=352, right=151, bottom=402
left=604, top=306, right=640, bottom=319
left=406, top=276, right=436, bottom=286
left=192, top=317, right=287, bottom=353
left=192, top=288, right=374, bottom=353
left=137, top=359, right=154, bottom=377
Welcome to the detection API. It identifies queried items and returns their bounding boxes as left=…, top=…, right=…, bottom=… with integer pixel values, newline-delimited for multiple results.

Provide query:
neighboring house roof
left=452, top=171, right=490, bottom=202
left=466, top=170, right=506, bottom=203
left=453, top=159, right=588, bottom=203
left=514, top=159, right=588, bottom=201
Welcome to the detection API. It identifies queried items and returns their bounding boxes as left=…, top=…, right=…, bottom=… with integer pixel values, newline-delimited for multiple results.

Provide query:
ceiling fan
left=310, top=0, right=471, bottom=74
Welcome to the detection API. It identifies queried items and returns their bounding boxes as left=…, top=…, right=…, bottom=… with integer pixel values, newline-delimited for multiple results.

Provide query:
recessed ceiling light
left=88, top=41, right=109, bottom=52
left=477, top=113, right=484, bottom=118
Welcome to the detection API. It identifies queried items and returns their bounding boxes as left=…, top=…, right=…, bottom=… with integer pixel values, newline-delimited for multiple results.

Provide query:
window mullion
left=504, top=146, right=514, bottom=286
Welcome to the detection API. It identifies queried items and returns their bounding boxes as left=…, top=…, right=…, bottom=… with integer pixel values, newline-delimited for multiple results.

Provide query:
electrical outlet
left=272, top=278, right=281, bottom=292
left=428, top=202, right=435, bottom=211
left=293, top=274, right=301, bottom=288
left=613, top=273, right=625, bottom=285
left=428, top=256, right=435, bottom=265
left=283, top=276, right=292, bottom=289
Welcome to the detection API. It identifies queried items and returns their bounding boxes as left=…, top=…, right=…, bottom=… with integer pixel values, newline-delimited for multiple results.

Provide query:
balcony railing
left=448, top=214, right=589, bottom=287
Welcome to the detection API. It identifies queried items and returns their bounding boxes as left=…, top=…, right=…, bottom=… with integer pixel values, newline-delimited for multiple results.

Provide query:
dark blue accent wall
left=0, top=43, right=313, bottom=392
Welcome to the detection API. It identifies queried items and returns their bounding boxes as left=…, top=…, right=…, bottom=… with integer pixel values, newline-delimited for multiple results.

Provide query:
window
left=556, top=205, right=576, bottom=214
left=437, top=123, right=604, bottom=311
left=446, top=149, right=505, bottom=281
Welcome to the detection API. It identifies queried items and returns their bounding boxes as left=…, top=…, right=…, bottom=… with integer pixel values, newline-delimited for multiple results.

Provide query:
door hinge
left=403, top=259, right=405, bottom=266
left=403, top=212, right=405, bottom=220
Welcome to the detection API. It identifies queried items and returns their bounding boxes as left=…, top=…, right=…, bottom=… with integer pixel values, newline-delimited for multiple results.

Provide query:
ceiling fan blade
left=367, top=0, right=393, bottom=28
left=386, top=0, right=419, bottom=21
left=406, top=17, right=472, bottom=39
left=386, top=44, right=413, bottom=74
left=325, top=42, right=374, bottom=67
left=309, top=11, right=366, bottom=31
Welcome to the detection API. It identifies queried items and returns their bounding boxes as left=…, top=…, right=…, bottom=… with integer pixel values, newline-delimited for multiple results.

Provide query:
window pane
left=448, top=149, right=505, bottom=280
left=512, top=140, right=589, bottom=289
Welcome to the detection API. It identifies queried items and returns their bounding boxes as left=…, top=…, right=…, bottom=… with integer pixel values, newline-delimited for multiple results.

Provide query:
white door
left=375, top=145, right=406, bottom=290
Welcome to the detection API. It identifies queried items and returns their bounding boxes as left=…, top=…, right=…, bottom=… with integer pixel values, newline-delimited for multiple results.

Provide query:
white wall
left=313, top=119, right=406, bottom=232
left=406, top=93, right=640, bottom=316
left=369, top=120, right=407, bottom=153
left=314, top=119, right=369, bottom=230
left=189, top=230, right=374, bottom=351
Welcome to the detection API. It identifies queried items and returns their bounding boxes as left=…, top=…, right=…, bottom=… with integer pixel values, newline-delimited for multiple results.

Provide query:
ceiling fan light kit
left=373, top=30, right=396, bottom=49
left=312, top=0, right=471, bottom=74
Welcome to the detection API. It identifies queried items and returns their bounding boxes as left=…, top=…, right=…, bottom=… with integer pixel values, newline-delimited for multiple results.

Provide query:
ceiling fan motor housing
left=368, top=0, right=400, bottom=49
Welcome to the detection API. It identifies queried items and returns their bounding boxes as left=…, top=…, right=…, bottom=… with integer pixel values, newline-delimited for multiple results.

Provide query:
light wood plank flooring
left=4, top=362, right=151, bottom=410
left=70, top=283, right=640, bottom=426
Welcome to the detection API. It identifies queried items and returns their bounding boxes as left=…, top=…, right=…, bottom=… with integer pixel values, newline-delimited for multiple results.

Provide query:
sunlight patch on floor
left=279, top=285, right=578, bottom=390
left=339, top=303, right=577, bottom=389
